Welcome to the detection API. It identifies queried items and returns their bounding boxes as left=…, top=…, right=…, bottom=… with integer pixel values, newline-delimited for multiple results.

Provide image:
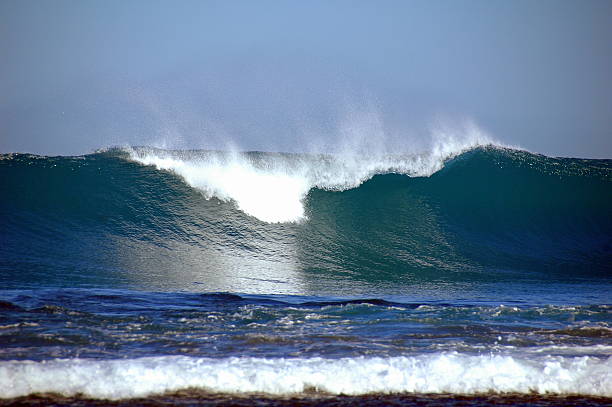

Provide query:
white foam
left=127, top=123, right=499, bottom=223
left=1, top=353, right=609, bottom=399
left=130, top=152, right=310, bottom=223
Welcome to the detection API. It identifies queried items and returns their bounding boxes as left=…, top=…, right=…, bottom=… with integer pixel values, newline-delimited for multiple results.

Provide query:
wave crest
left=127, top=125, right=496, bottom=222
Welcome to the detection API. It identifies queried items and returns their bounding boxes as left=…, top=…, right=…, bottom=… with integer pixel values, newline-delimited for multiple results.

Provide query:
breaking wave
left=1, top=353, right=610, bottom=399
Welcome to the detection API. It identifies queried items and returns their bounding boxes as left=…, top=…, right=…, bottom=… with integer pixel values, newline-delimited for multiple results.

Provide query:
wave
left=0, top=144, right=610, bottom=292
left=1, top=353, right=609, bottom=399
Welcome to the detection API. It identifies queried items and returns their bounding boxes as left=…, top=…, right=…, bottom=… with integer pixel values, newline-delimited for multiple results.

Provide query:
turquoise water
left=0, top=146, right=610, bottom=401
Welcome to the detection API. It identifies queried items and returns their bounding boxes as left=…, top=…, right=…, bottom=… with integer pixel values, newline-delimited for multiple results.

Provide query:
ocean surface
left=0, top=144, right=610, bottom=405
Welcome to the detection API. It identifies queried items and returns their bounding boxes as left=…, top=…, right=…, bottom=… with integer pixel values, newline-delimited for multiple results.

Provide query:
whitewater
left=2, top=354, right=610, bottom=399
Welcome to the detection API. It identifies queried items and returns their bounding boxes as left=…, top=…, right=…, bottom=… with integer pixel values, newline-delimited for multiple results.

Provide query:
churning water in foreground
left=0, top=144, right=610, bottom=405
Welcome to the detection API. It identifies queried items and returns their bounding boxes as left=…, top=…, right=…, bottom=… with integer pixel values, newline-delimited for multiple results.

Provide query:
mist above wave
left=127, top=123, right=497, bottom=223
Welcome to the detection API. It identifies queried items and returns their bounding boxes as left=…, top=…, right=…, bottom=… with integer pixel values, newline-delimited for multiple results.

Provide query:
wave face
left=1, top=146, right=610, bottom=294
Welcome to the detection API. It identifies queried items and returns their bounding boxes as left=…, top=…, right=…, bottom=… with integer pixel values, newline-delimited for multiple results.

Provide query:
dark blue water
left=0, top=146, right=610, bottom=401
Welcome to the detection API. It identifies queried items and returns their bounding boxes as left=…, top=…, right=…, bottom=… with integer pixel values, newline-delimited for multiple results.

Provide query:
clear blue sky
left=1, top=0, right=611, bottom=157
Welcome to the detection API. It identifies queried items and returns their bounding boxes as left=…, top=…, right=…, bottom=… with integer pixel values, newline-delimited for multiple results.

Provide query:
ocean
left=0, top=144, right=610, bottom=406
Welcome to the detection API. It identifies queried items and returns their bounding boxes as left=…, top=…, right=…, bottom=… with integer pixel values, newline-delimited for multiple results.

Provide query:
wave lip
left=1, top=353, right=610, bottom=400
left=127, top=150, right=311, bottom=223
left=125, top=130, right=498, bottom=223
left=124, top=122, right=499, bottom=223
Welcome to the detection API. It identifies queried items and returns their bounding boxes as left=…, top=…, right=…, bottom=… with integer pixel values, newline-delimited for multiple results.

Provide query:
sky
left=1, top=0, right=611, bottom=158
